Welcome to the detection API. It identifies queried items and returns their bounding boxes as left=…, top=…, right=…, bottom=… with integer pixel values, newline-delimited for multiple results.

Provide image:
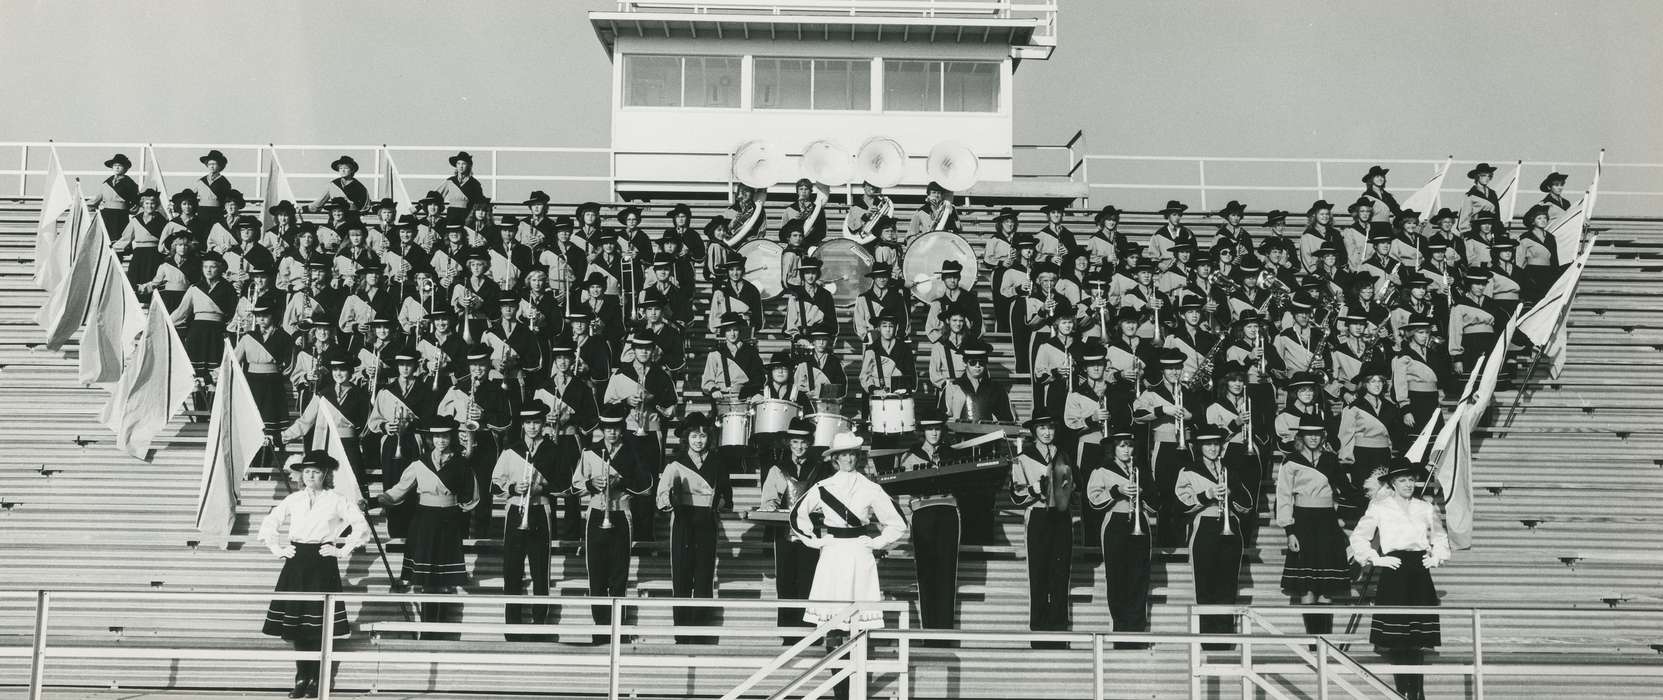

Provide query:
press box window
left=884, top=60, right=998, bottom=113
left=623, top=55, right=741, bottom=108
left=755, top=58, right=872, bottom=110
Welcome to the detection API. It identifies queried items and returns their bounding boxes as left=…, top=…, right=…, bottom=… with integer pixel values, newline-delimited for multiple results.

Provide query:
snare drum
left=717, top=401, right=752, bottom=447
left=869, top=396, right=917, bottom=434
left=753, top=398, right=801, bottom=434
left=807, top=412, right=854, bottom=447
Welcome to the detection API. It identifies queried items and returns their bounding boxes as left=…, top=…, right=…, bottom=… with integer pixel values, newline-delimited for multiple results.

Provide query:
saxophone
left=460, top=381, right=481, bottom=456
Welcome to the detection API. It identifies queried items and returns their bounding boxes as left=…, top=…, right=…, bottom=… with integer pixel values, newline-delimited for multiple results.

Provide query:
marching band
left=174, top=150, right=1513, bottom=672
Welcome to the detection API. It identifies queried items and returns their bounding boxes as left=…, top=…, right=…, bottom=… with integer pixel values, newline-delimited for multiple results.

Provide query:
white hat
left=824, top=431, right=864, bottom=457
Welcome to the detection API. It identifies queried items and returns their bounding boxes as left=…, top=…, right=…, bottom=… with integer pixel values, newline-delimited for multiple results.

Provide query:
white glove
left=1374, top=555, right=1403, bottom=570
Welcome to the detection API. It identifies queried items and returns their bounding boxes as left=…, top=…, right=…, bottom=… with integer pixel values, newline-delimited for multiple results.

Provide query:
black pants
left=378, top=433, right=419, bottom=538
left=911, top=506, right=960, bottom=632
left=99, top=209, right=130, bottom=241
left=1406, top=391, right=1440, bottom=436
left=466, top=433, right=499, bottom=537
left=1100, top=512, right=1150, bottom=643
left=1191, top=515, right=1243, bottom=646
left=955, top=488, right=999, bottom=545
left=628, top=432, right=664, bottom=541
left=503, top=504, right=552, bottom=632
left=1153, top=442, right=1189, bottom=547
left=586, top=510, right=633, bottom=630
left=773, top=530, right=819, bottom=630
left=1025, top=508, right=1073, bottom=647
left=669, top=504, right=719, bottom=643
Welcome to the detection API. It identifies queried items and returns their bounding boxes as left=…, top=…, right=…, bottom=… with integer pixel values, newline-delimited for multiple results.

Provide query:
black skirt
left=1280, top=506, right=1352, bottom=598
left=262, top=543, right=349, bottom=641
left=244, top=372, right=288, bottom=427
left=126, top=247, right=161, bottom=287
left=400, top=504, right=470, bottom=588
left=1370, top=550, right=1441, bottom=649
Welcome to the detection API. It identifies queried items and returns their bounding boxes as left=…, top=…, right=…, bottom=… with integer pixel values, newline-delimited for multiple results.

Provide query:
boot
left=288, top=662, right=308, bottom=698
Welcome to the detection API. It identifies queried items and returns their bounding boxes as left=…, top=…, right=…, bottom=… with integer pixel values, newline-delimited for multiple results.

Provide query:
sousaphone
left=800, top=139, right=853, bottom=187
left=854, top=137, right=908, bottom=188
left=926, top=140, right=980, bottom=193
left=732, top=140, right=786, bottom=190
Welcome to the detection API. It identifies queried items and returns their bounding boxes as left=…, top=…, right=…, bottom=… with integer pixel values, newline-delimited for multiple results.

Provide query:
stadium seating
left=1, top=197, right=1661, bottom=698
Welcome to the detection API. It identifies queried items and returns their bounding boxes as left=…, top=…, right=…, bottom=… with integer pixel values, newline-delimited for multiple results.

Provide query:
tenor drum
left=902, top=230, right=979, bottom=301
left=752, top=398, right=800, bottom=434
left=868, top=396, right=917, bottom=435
left=808, top=412, right=853, bottom=447
left=737, top=239, right=785, bottom=299
left=717, top=401, right=752, bottom=447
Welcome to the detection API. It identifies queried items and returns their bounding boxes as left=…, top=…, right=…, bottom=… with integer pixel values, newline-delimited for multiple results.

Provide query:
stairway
left=1, top=198, right=1661, bottom=698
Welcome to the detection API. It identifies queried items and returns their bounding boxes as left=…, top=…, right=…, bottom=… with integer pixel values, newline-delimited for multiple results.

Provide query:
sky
left=3, top=0, right=1659, bottom=208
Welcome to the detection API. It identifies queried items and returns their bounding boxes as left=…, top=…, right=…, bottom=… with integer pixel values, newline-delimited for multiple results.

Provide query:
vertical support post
left=318, top=594, right=335, bottom=700
left=1238, top=627, right=1252, bottom=699
left=1197, top=160, right=1208, bottom=211
left=255, top=148, right=266, bottom=207
left=1188, top=608, right=1202, bottom=700
left=28, top=590, right=49, bottom=700
left=851, top=630, right=869, bottom=700
left=896, top=605, right=911, bottom=700
left=608, top=598, right=622, bottom=700
left=373, top=147, right=384, bottom=199
left=1314, top=161, right=1326, bottom=202
left=1091, top=634, right=1104, bottom=700
left=18, top=146, right=29, bottom=197
left=1472, top=610, right=1485, bottom=700
left=490, top=149, right=500, bottom=200
left=1315, top=640, right=1330, bottom=700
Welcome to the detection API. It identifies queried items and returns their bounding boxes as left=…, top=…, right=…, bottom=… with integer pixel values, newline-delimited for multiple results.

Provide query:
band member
left=942, top=343, right=1010, bottom=545
left=1338, top=363, right=1401, bottom=486
left=491, top=406, right=563, bottom=638
left=760, top=419, right=827, bottom=633
left=1274, top=297, right=1326, bottom=377
left=1010, top=408, right=1075, bottom=648
left=926, top=307, right=972, bottom=396
left=90, top=153, right=140, bottom=237
left=923, top=260, right=983, bottom=341
left=1273, top=373, right=1331, bottom=454
left=1175, top=429, right=1251, bottom=648
left=800, top=324, right=848, bottom=403
left=1132, top=350, right=1200, bottom=546
left=1276, top=422, right=1359, bottom=636
left=784, top=257, right=837, bottom=339
left=657, top=412, right=733, bottom=643
left=281, top=355, right=373, bottom=487
left=896, top=410, right=964, bottom=638
left=1085, top=429, right=1154, bottom=647
left=1030, top=299, right=1081, bottom=419
left=572, top=408, right=654, bottom=641
left=1063, top=342, right=1120, bottom=546
left=441, top=347, right=513, bottom=538
left=236, top=305, right=295, bottom=435
left=605, top=333, right=678, bottom=541
left=909, top=181, right=959, bottom=237
left=437, top=152, right=485, bottom=225
left=195, top=150, right=234, bottom=227
left=709, top=256, right=765, bottom=333
left=171, top=252, right=239, bottom=375
left=376, top=417, right=479, bottom=637
left=860, top=311, right=916, bottom=395
left=1458, top=162, right=1500, bottom=230
left=794, top=430, right=907, bottom=630
left=257, top=452, right=369, bottom=698
left=1537, top=171, right=1572, bottom=231
left=1082, top=206, right=1123, bottom=275
left=1516, top=204, right=1560, bottom=304
left=703, top=312, right=764, bottom=400
left=1392, top=315, right=1445, bottom=431
left=1147, top=200, right=1196, bottom=270
left=757, top=349, right=811, bottom=413
left=851, top=262, right=910, bottom=339
left=1351, top=460, right=1450, bottom=700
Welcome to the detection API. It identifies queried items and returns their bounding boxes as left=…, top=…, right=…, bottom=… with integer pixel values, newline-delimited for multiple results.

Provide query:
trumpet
left=1131, top=457, right=1145, bottom=537
left=1211, top=458, right=1234, bottom=536
left=598, top=466, right=617, bottom=530
left=518, top=466, right=539, bottom=531
left=1242, top=393, right=1258, bottom=457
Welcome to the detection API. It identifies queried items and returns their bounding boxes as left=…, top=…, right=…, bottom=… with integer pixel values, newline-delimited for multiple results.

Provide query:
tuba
left=855, top=137, right=908, bottom=189
left=926, top=141, right=980, bottom=194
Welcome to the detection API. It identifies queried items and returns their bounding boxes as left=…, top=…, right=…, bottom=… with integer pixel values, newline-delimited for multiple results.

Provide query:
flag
left=1517, top=236, right=1596, bottom=347
left=1404, top=406, right=1443, bottom=464
left=1498, top=160, right=1523, bottom=222
left=1548, top=154, right=1600, bottom=263
left=142, top=144, right=172, bottom=217
left=37, top=194, right=103, bottom=347
left=384, top=148, right=416, bottom=216
left=195, top=341, right=266, bottom=543
left=106, top=296, right=196, bottom=459
left=33, top=144, right=75, bottom=290
left=1467, top=313, right=1521, bottom=420
left=1399, top=157, right=1452, bottom=220
left=313, top=399, right=364, bottom=499
left=1587, top=149, right=1604, bottom=223
left=80, top=249, right=145, bottom=385
left=260, top=147, right=297, bottom=232
left=1430, top=401, right=1475, bottom=550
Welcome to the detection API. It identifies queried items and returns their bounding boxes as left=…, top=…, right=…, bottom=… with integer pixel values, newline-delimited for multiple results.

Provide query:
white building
left=588, top=0, right=1067, bottom=202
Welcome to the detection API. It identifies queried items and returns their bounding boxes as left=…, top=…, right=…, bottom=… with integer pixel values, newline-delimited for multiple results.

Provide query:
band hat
left=768, top=349, right=796, bottom=367
left=1368, top=232, right=1396, bottom=244
left=518, top=405, right=550, bottom=421
left=1466, top=162, right=1497, bottom=179
left=269, top=200, right=297, bottom=215
left=305, top=260, right=331, bottom=271
left=994, top=207, right=1021, bottom=224
left=1296, top=420, right=1328, bottom=434
left=1465, top=268, right=1493, bottom=283
left=330, top=155, right=360, bottom=172
left=565, top=308, right=595, bottom=322
left=1216, top=200, right=1247, bottom=218
left=138, top=188, right=162, bottom=199
left=1237, top=256, right=1264, bottom=273
left=171, top=189, right=199, bottom=205
left=1108, top=428, right=1136, bottom=442
left=324, top=355, right=356, bottom=370
left=916, top=407, right=947, bottom=429
left=1039, top=203, right=1065, bottom=214
left=1490, top=237, right=1519, bottom=251
left=371, top=197, right=398, bottom=211
left=925, top=181, right=950, bottom=195
left=1193, top=427, right=1227, bottom=443
left=1113, top=306, right=1143, bottom=324
left=289, top=450, right=340, bottom=473
left=938, top=259, right=964, bottom=276
left=1159, top=200, right=1189, bottom=216
left=824, top=430, right=865, bottom=457
left=962, top=346, right=990, bottom=363
left=598, top=406, right=629, bottom=425
left=447, top=151, right=474, bottom=166
left=465, top=345, right=493, bottom=363
left=420, top=190, right=445, bottom=205
left=667, top=203, right=693, bottom=219
left=367, top=316, right=395, bottom=326
left=629, top=332, right=658, bottom=348
left=1523, top=203, right=1552, bottom=224
left=550, top=341, right=576, bottom=355
left=1013, top=236, right=1039, bottom=250
left=1286, top=371, right=1321, bottom=389
left=638, top=288, right=666, bottom=308
left=234, top=215, right=262, bottom=230
left=1231, top=309, right=1266, bottom=328
left=1381, top=458, right=1425, bottom=484
left=1094, top=205, right=1122, bottom=224
left=1263, top=210, right=1290, bottom=226
left=1023, top=407, right=1058, bottom=429
left=1430, top=207, right=1458, bottom=224
left=1157, top=349, right=1187, bottom=368
left=1306, top=200, right=1334, bottom=215
left=784, top=417, right=814, bottom=438
left=1424, top=240, right=1450, bottom=252
left=575, top=201, right=602, bottom=218
left=1538, top=172, right=1568, bottom=192
left=616, top=205, right=643, bottom=223
left=423, top=416, right=461, bottom=435
left=1361, top=165, right=1390, bottom=182
left=866, top=262, right=894, bottom=278
left=104, top=153, right=132, bottom=168
left=199, top=149, right=228, bottom=166
left=678, top=411, right=713, bottom=439
left=523, top=190, right=551, bottom=206
left=425, top=310, right=455, bottom=321
left=717, top=311, right=746, bottom=329
left=583, top=272, right=609, bottom=288
left=1394, top=209, right=1422, bottom=226
left=496, top=290, right=521, bottom=306
left=250, top=304, right=277, bottom=316
left=798, top=257, right=824, bottom=272
left=1078, top=341, right=1108, bottom=364
left=807, top=323, right=836, bottom=339
left=1401, top=314, right=1435, bottom=330
left=224, top=189, right=246, bottom=206
left=392, top=350, right=421, bottom=364
left=1347, top=197, right=1374, bottom=213
left=877, top=309, right=902, bottom=324
left=1353, top=361, right=1389, bottom=382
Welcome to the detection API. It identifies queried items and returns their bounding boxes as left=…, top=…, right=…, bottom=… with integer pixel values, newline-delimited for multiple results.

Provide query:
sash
left=817, top=485, right=865, bottom=529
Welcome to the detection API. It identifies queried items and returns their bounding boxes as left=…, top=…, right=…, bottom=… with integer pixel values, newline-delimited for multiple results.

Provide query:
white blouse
left=790, top=469, right=906, bottom=550
left=1349, top=495, right=1451, bottom=565
left=257, top=489, right=371, bottom=557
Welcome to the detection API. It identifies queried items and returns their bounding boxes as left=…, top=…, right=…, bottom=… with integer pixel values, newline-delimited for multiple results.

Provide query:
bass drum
left=811, top=238, right=874, bottom=306
left=738, top=239, right=785, bottom=299
left=903, top=230, right=979, bottom=302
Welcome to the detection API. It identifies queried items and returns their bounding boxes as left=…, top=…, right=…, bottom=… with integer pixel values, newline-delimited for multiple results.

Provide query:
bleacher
left=2, top=197, right=1662, bottom=698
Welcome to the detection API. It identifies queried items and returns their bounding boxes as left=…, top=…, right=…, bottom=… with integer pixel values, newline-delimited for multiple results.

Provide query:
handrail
left=721, top=602, right=862, bottom=700
left=767, top=629, right=868, bottom=700
left=1318, top=638, right=1405, bottom=699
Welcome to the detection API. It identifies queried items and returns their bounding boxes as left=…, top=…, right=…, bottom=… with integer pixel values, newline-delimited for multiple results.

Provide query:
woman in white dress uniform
left=790, top=431, right=907, bottom=632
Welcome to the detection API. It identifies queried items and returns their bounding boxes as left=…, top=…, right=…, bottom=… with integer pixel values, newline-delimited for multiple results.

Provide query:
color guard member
left=1351, top=461, right=1450, bottom=700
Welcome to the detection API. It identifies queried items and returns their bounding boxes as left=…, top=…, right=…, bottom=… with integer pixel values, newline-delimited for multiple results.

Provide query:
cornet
left=518, top=466, right=539, bottom=531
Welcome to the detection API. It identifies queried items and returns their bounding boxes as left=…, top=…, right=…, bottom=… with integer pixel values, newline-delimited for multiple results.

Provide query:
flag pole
left=1498, top=238, right=1591, bottom=432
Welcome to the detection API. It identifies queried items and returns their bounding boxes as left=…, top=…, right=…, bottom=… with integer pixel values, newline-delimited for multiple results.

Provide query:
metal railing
left=1193, top=604, right=1663, bottom=699
left=0, top=588, right=907, bottom=700
left=1080, top=153, right=1663, bottom=216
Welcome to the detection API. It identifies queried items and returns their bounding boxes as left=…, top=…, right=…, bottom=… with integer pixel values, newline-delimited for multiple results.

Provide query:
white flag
left=33, top=144, right=75, bottom=290
left=260, top=147, right=298, bottom=232
left=314, top=399, right=364, bottom=500
left=1467, top=313, right=1521, bottom=420
left=1399, top=157, right=1452, bottom=219
left=38, top=190, right=103, bottom=347
left=80, top=249, right=145, bottom=386
left=195, top=341, right=267, bottom=543
left=1497, top=160, right=1523, bottom=222
left=384, top=149, right=416, bottom=216
left=106, top=296, right=197, bottom=459
left=1431, top=401, right=1476, bottom=550
left=1517, top=236, right=1596, bottom=347
left=1404, top=406, right=1443, bottom=464
left=142, top=144, right=172, bottom=217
